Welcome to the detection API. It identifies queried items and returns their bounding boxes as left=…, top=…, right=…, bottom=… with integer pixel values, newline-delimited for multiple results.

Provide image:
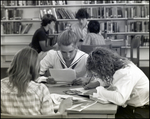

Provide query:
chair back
left=80, top=44, right=112, bottom=54
left=1, top=113, right=63, bottom=118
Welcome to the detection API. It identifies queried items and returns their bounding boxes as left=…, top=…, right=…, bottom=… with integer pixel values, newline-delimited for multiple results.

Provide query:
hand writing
left=83, top=81, right=100, bottom=90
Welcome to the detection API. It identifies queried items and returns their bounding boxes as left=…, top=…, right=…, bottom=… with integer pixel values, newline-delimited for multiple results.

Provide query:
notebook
left=49, top=68, right=76, bottom=83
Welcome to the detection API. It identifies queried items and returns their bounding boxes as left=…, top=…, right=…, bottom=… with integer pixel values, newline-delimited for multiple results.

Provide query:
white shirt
left=92, top=62, right=149, bottom=107
left=40, top=49, right=88, bottom=78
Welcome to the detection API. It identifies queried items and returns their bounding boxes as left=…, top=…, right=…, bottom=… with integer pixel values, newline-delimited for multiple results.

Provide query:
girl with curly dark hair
left=84, top=47, right=149, bottom=118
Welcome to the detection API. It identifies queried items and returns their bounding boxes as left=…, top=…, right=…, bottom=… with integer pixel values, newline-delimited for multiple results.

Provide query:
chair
left=130, top=35, right=141, bottom=67
left=1, top=113, right=64, bottom=118
left=80, top=44, right=112, bottom=54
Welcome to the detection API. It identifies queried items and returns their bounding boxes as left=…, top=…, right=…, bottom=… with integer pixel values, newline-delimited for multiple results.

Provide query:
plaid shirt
left=1, top=77, right=54, bottom=115
left=82, top=33, right=106, bottom=45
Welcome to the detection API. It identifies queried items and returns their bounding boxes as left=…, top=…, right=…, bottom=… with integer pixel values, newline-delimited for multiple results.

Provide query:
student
left=84, top=47, right=149, bottom=118
left=1, top=47, right=72, bottom=115
left=71, top=8, right=90, bottom=47
left=29, top=14, right=57, bottom=60
left=82, top=20, right=105, bottom=45
left=40, top=29, right=89, bottom=85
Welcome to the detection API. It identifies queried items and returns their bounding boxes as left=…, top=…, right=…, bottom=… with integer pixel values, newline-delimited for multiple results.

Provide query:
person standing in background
left=71, top=8, right=90, bottom=48
left=29, top=14, right=57, bottom=61
left=82, top=20, right=106, bottom=45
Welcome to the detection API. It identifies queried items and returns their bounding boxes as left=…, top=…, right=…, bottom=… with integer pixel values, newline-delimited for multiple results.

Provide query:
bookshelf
left=1, top=0, right=149, bottom=68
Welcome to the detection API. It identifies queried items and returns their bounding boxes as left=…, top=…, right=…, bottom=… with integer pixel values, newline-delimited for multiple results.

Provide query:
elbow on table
left=113, top=94, right=127, bottom=106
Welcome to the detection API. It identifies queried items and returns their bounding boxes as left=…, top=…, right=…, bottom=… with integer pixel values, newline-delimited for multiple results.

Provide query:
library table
left=46, top=84, right=118, bottom=118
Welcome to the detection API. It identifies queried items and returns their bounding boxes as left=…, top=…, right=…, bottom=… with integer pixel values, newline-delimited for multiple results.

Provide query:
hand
left=83, top=89, right=97, bottom=95
left=106, top=85, right=117, bottom=91
left=83, top=81, right=100, bottom=90
left=46, top=77, right=56, bottom=84
left=72, top=77, right=83, bottom=85
left=58, top=97, right=73, bottom=114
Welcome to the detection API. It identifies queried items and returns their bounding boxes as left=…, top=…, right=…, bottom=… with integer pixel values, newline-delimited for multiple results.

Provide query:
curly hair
left=7, top=47, right=39, bottom=97
left=75, top=8, right=89, bottom=19
left=86, top=47, right=130, bottom=84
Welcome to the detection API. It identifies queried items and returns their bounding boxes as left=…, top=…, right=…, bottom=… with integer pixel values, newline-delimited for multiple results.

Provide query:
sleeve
left=39, top=84, right=55, bottom=114
left=40, top=50, right=55, bottom=75
left=38, top=31, right=47, bottom=42
left=92, top=69, right=135, bottom=106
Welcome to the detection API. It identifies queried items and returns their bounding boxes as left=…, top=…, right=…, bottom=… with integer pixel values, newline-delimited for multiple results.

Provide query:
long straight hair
left=7, top=47, right=39, bottom=97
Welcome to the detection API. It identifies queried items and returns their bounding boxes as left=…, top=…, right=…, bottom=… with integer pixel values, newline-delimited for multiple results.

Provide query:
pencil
left=86, top=75, right=93, bottom=85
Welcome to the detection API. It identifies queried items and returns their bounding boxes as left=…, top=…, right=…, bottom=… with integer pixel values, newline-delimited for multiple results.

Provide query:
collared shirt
left=1, top=77, right=54, bottom=115
left=82, top=33, right=106, bottom=45
left=92, top=62, right=149, bottom=107
left=40, top=49, right=88, bottom=78
left=71, top=22, right=88, bottom=41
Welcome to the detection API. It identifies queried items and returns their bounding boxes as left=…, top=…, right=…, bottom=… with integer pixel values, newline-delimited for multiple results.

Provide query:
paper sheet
left=50, top=93, right=88, bottom=105
left=67, top=101, right=97, bottom=112
left=69, top=87, right=89, bottom=94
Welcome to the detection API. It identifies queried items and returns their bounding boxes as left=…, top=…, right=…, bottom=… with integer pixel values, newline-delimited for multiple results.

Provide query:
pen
left=86, top=75, right=93, bottom=85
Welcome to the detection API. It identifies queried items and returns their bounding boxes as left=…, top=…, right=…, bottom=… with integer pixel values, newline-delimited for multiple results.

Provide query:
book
left=51, top=8, right=58, bottom=19
left=23, top=23, right=32, bottom=34
left=21, top=24, right=28, bottom=34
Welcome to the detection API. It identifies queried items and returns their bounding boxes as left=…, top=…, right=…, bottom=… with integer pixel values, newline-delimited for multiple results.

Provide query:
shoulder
left=47, top=49, right=58, bottom=56
left=77, top=49, right=88, bottom=58
left=28, top=81, right=49, bottom=93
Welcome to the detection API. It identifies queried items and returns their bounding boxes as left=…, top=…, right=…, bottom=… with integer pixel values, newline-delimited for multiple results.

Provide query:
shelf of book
left=3, top=3, right=149, bottom=9
left=107, top=32, right=149, bottom=35
left=1, top=34, right=59, bottom=36
left=1, top=18, right=149, bottom=22
left=1, top=1, right=149, bottom=68
left=1, top=42, right=29, bottom=46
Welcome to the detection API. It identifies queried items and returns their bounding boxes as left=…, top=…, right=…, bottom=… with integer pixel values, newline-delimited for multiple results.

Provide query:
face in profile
left=78, top=18, right=87, bottom=27
left=59, top=43, right=77, bottom=62
left=49, top=21, right=55, bottom=31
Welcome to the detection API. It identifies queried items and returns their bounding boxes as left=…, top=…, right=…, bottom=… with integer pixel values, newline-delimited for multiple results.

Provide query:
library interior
left=1, top=0, right=149, bottom=118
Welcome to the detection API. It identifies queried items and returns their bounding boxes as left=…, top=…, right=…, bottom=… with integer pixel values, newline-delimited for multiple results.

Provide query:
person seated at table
left=84, top=47, right=149, bottom=118
left=1, top=47, right=72, bottom=115
left=39, top=29, right=89, bottom=85
left=82, top=20, right=105, bottom=45
left=29, top=14, right=58, bottom=61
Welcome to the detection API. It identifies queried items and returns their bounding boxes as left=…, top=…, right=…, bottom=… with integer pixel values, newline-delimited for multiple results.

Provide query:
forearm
left=95, top=86, right=125, bottom=106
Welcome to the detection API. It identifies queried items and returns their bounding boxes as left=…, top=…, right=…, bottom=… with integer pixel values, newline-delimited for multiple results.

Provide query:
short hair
left=88, top=20, right=100, bottom=34
left=41, top=14, right=56, bottom=26
left=75, top=8, right=89, bottom=19
left=57, top=29, right=78, bottom=47
left=86, top=47, right=129, bottom=84
left=7, top=47, right=39, bottom=97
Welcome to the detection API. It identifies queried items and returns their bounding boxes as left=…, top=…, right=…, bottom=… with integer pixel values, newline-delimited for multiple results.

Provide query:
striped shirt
left=82, top=33, right=106, bottom=45
left=1, top=77, right=54, bottom=115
